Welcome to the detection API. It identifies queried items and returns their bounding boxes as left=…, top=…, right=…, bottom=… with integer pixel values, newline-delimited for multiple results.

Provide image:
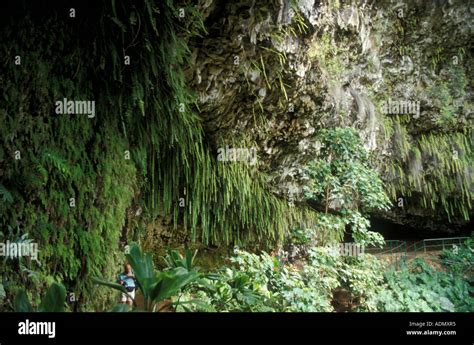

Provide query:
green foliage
left=13, top=290, right=34, bottom=312
left=0, top=0, right=321, bottom=312
left=427, top=82, right=457, bottom=128
left=440, top=239, right=474, bottom=276
left=304, top=128, right=390, bottom=213
left=94, top=244, right=199, bottom=311
left=120, top=0, right=316, bottom=247
left=373, top=258, right=474, bottom=312
left=38, top=283, right=67, bottom=312
left=312, top=213, right=347, bottom=240
left=308, top=32, right=345, bottom=80
left=0, top=183, right=13, bottom=204
left=385, top=122, right=473, bottom=221
left=382, top=64, right=472, bottom=222
left=346, top=212, right=384, bottom=248
left=282, top=213, right=377, bottom=262
left=180, top=244, right=472, bottom=313
left=41, top=149, right=75, bottom=179
left=179, top=247, right=388, bottom=313
left=306, top=247, right=385, bottom=312
left=163, top=248, right=198, bottom=272
left=303, top=128, right=389, bottom=245
left=2, top=0, right=471, bottom=315
left=0, top=2, right=138, bottom=310
left=179, top=248, right=336, bottom=312
left=14, top=283, right=66, bottom=312
left=180, top=268, right=268, bottom=312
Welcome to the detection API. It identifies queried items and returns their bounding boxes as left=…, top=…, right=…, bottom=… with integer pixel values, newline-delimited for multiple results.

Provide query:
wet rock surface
left=185, top=0, right=473, bottom=233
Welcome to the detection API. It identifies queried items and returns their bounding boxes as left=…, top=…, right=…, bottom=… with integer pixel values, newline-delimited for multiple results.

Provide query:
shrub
left=372, top=258, right=474, bottom=312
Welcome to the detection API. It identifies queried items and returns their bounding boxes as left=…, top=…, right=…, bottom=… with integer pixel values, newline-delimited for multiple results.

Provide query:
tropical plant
left=162, top=248, right=198, bottom=272
left=305, top=246, right=385, bottom=312
left=93, top=244, right=199, bottom=311
left=303, top=127, right=389, bottom=246
left=14, top=283, right=67, bottom=312
left=372, top=258, right=474, bottom=312
left=304, top=128, right=390, bottom=213
left=440, top=239, right=474, bottom=276
left=0, top=0, right=325, bottom=312
left=180, top=248, right=337, bottom=312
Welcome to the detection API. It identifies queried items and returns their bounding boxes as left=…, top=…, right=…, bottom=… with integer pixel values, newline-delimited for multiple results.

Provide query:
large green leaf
left=14, top=290, right=33, bottom=312
left=92, top=277, right=127, bottom=293
left=126, top=244, right=156, bottom=295
left=150, top=267, right=199, bottom=302
left=94, top=245, right=199, bottom=311
left=92, top=277, right=137, bottom=308
left=38, top=283, right=66, bottom=312
left=126, top=244, right=155, bottom=281
left=164, top=248, right=198, bottom=271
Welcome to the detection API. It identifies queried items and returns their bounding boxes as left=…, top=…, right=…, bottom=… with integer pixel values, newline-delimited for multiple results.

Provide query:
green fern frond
left=0, top=183, right=13, bottom=204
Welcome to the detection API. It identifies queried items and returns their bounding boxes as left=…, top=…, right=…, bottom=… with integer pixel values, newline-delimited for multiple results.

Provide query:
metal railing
left=421, top=236, right=469, bottom=252
left=366, top=240, right=408, bottom=267
left=366, top=236, right=471, bottom=268
left=366, top=240, right=407, bottom=255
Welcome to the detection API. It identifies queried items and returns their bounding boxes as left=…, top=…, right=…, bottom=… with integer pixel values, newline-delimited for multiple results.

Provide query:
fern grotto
left=0, top=0, right=473, bottom=344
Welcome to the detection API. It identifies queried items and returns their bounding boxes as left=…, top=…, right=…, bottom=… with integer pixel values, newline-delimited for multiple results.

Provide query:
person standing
left=117, top=263, right=136, bottom=307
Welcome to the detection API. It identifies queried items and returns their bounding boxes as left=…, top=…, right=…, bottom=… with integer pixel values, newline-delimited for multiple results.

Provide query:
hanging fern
left=0, top=183, right=13, bottom=204
left=384, top=121, right=473, bottom=221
